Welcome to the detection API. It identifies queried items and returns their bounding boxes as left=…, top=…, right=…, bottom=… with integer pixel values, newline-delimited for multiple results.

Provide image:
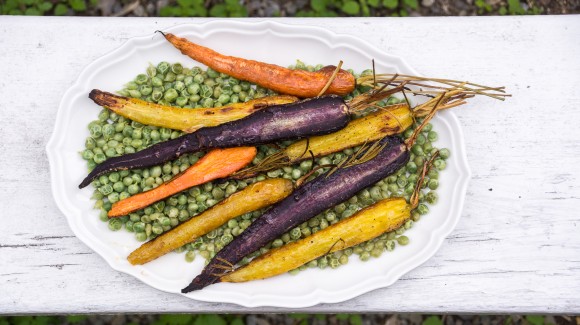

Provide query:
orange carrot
left=108, top=147, right=257, bottom=217
left=161, top=32, right=356, bottom=98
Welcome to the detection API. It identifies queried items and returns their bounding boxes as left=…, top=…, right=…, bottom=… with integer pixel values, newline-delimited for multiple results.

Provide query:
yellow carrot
left=128, top=178, right=294, bottom=265
left=221, top=198, right=411, bottom=283
left=89, top=89, right=297, bottom=133
left=108, top=147, right=256, bottom=217
left=232, top=104, right=413, bottom=179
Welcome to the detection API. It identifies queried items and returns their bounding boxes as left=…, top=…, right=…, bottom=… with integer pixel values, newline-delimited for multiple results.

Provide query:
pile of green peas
left=81, top=61, right=450, bottom=271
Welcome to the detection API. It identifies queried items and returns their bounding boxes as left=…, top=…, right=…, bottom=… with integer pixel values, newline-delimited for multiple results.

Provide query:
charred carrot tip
left=89, top=89, right=119, bottom=107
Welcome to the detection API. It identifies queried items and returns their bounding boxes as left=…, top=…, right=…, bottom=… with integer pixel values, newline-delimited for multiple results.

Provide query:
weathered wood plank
left=0, top=16, right=579, bottom=313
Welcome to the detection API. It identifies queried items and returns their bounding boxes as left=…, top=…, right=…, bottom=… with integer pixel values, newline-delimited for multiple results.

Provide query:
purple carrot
left=182, top=135, right=410, bottom=292
left=79, top=94, right=350, bottom=188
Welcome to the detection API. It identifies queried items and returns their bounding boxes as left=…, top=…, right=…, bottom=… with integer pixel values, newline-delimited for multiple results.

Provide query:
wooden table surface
left=1, top=15, right=579, bottom=314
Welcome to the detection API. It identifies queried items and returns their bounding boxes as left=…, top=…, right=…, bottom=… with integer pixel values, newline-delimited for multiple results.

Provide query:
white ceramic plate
left=46, top=20, right=471, bottom=308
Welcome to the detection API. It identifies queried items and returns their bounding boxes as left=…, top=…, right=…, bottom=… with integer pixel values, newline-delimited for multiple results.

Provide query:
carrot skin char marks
left=127, top=178, right=294, bottom=265
left=89, top=89, right=297, bottom=133
left=182, top=136, right=410, bottom=293
left=162, top=33, right=356, bottom=98
left=79, top=95, right=350, bottom=188
left=108, top=147, right=256, bottom=217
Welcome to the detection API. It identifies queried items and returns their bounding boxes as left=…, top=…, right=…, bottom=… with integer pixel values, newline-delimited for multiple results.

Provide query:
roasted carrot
left=89, top=90, right=297, bottom=133
left=222, top=149, right=441, bottom=284
left=108, top=147, right=256, bottom=217
left=160, top=32, right=356, bottom=98
left=128, top=178, right=293, bottom=265
left=221, top=198, right=410, bottom=283
left=232, top=103, right=414, bottom=179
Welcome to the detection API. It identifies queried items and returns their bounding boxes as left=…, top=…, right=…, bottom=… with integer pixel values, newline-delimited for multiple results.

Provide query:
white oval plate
left=46, top=20, right=470, bottom=308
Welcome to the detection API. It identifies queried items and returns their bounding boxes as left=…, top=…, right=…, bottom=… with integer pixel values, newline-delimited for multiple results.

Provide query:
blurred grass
left=0, top=0, right=562, bottom=16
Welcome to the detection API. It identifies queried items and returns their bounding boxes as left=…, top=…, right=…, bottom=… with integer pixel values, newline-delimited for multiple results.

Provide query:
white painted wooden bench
left=0, top=16, right=579, bottom=313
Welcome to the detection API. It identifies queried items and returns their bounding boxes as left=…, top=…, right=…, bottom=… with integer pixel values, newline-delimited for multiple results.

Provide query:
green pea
left=205, top=67, right=218, bottom=78
left=325, top=212, right=336, bottom=222
left=417, top=203, right=429, bottom=215
left=128, top=89, right=141, bottom=98
left=427, top=179, right=438, bottom=190
left=193, top=74, right=204, bottom=84
left=89, top=124, right=102, bottom=138
left=167, top=208, right=178, bottom=219
left=206, top=199, right=217, bottom=207
left=85, top=137, right=96, bottom=150
left=163, top=88, right=178, bottom=103
left=212, top=188, right=225, bottom=200
left=397, top=235, right=410, bottom=246
left=170, top=62, right=182, bottom=74
left=82, top=149, right=94, bottom=160
left=217, top=94, right=230, bottom=104
left=371, top=248, right=383, bottom=258
left=127, top=184, right=139, bottom=195
left=112, top=181, right=125, bottom=193
left=317, top=257, right=328, bottom=269
left=334, top=203, right=346, bottom=214
left=291, top=169, right=302, bottom=180
left=187, top=203, right=199, bottom=213
left=328, top=258, right=339, bottom=269
left=439, top=148, right=450, bottom=160
left=185, top=251, right=196, bottom=263
left=152, top=224, right=163, bottom=235
left=97, top=109, right=110, bottom=122
left=93, top=153, right=106, bottom=164
left=360, top=251, right=371, bottom=261
left=415, top=134, right=426, bottom=146
left=125, top=81, right=138, bottom=90
left=240, top=220, right=251, bottom=230
left=385, top=240, right=396, bottom=251
left=135, top=73, right=148, bottom=85
left=427, top=131, right=438, bottom=142
left=411, top=145, right=424, bottom=156
left=167, top=196, right=178, bottom=207
left=156, top=61, right=170, bottom=74
left=98, top=184, right=113, bottom=196
left=170, top=217, right=179, bottom=227
left=202, top=97, right=214, bottom=107
left=107, top=192, right=120, bottom=203
left=164, top=71, right=176, bottom=82
left=159, top=128, right=172, bottom=141
left=434, top=159, right=447, bottom=170
left=425, top=191, right=438, bottom=205
left=107, top=172, right=119, bottom=183
left=296, top=160, right=311, bottom=173
left=397, top=175, right=408, bottom=188
left=406, top=162, right=418, bottom=174
left=135, top=231, right=148, bottom=242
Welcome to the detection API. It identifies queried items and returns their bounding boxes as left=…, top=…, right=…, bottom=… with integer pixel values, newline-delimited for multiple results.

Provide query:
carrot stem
left=108, top=147, right=257, bottom=217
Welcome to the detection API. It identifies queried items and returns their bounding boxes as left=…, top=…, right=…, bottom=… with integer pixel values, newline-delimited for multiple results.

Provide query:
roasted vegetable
left=80, top=90, right=400, bottom=188
left=182, top=135, right=410, bottom=292
left=221, top=198, right=410, bottom=283
left=160, top=32, right=356, bottom=98
left=232, top=104, right=414, bottom=179
left=181, top=92, right=463, bottom=292
left=89, top=90, right=297, bottom=133
left=108, top=147, right=256, bottom=217
left=128, top=178, right=293, bottom=265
